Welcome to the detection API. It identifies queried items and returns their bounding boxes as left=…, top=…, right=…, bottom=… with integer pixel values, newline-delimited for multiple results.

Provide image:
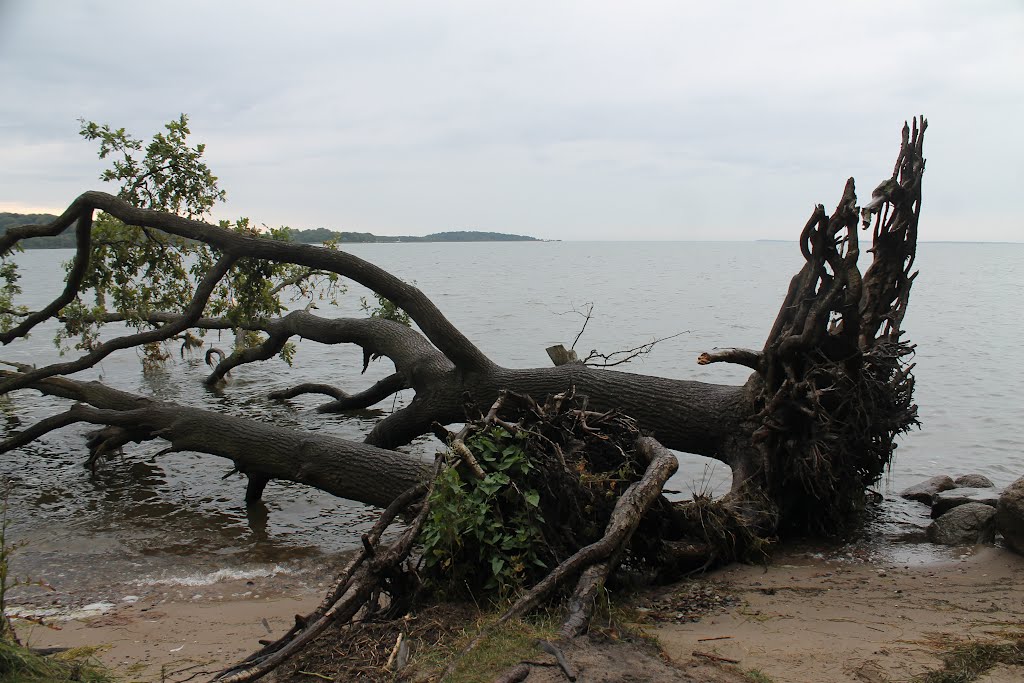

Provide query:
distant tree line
left=0, top=213, right=538, bottom=248
left=288, top=228, right=540, bottom=244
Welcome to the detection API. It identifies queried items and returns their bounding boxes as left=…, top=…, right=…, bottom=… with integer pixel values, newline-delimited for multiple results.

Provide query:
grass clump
left=917, top=639, right=1024, bottom=683
left=0, top=642, right=115, bottom=683
left=276, top=602, right=560, bottom=682
left=423, top=610, right=561, bottom=683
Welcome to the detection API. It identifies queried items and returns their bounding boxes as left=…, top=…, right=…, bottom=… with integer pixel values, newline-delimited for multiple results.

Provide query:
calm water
left=3, top=241, right=1023, bottom=607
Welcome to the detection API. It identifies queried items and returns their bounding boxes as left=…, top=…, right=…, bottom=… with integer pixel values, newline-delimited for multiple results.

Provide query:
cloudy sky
left=1, top=1, right=1021, bottom=240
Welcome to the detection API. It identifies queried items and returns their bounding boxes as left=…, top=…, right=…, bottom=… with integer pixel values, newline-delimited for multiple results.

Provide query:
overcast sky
left=1, top=1, right=1021, bottom=241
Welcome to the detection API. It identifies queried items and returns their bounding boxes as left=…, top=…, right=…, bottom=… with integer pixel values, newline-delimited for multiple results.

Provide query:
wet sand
left=22, top=545, right=1024, bottom=682
left=653, top=545, right=1024, bottom=682
left=21, top=576, right=320, bottom=682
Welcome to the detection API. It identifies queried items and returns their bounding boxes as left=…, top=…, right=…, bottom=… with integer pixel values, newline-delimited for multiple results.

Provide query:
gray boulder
left=900, top=475, right=955, bottom=504
left=927, top=503, right=997, bottom=545
left=954, top=473, right=995, bottom=488
left=996, top=476, right=1024, bottom=554
left=931, top=487, right=1001, bottom=518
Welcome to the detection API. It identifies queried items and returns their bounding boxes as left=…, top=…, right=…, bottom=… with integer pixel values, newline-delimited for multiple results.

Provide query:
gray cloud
left=1, top=0, right=1021, bottom=240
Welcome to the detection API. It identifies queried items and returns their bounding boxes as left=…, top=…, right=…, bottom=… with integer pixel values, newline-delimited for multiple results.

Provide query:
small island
left=0, top=213, right=539, bottom=248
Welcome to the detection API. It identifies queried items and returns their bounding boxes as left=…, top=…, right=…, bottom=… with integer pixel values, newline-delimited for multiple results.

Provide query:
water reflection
left=246, top=500, right=270, bottom=542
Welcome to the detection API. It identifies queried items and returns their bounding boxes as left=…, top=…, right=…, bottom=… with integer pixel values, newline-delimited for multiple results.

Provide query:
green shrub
left=420, top=427, right=548, bottom=598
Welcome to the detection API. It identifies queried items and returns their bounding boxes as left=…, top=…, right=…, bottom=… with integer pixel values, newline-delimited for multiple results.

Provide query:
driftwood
left=211, top=459, right=440, bottom=683
left=692, top=650, right=741, bottom=664
left=538, top=639, right=578, bottom=681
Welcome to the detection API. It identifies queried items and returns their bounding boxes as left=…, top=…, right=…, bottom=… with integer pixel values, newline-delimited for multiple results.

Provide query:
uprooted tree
left=0, top=116, right=925, bottom=679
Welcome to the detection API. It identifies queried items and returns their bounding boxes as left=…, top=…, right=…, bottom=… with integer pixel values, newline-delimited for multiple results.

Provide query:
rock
left=926, top=503, right=996, bottom=545
left=931, top=487, right=1001, bottom=518
left=996, top=476, right=1024, bottom=554
left=900, top=475, right=955, bottom=504
left=953, top=473, right=995, bottom=488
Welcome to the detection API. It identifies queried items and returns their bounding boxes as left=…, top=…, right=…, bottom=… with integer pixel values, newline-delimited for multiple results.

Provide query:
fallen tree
left=0, top=117, right=926, bottom=678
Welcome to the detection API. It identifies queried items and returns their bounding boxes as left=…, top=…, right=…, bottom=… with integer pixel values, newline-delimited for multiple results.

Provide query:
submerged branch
left=269, top=373, right=409, bottom=412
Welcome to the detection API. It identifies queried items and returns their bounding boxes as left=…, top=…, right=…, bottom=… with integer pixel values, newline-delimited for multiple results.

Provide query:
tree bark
left=0, top=371, right=429, bottom=508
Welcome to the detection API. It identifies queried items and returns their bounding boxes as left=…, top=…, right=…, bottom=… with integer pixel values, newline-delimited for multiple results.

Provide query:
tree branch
left=268, top=374, right=409, bottom=413
left=0, top=253, right=236, bottom=395
left=0, top=371, right=431, bottom=508
left=314, top=374, right=408, bottom=413
left=581, top=331, right=685, bottom=368
left=0, top=209, right=93, bottom=344
left=204, top=332, right=289, bottom=384
left=4, top=192, right=494, bottom=372
left=697, top=348, right=762, bottom=371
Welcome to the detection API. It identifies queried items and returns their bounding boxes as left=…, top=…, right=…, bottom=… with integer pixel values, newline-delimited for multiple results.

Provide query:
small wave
left=15, top=601, right=115, bottom=621
left=135, top=565, right=291, bottom=588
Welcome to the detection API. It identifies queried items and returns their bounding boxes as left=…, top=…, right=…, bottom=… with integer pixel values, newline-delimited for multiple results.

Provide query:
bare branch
left=697, top=348, right=762, bottom=371
left=0, top=406, right=93, bottom=454
left=267, top=383, right=349, bottom=401
left=204, top=332, right=289, bottom=384
left=569, top=302, right=594, bottom=351
left=213, top=459, right=442, bottom=683
left=267, top=267, right=335, bottom=297
left=269, top=374, right=409, bottom=413
left=314, top=374, right=408, bottom=412
left=582, top=331, right=686, bottom=368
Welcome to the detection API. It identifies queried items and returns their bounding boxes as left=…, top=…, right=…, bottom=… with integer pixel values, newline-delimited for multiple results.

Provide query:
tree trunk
left=0, top=118, right=927, bottom=544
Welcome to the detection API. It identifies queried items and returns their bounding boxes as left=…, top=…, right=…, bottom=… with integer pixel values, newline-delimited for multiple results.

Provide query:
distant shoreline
left=0, top=212, right=541, bottom=248
left=2, top=214, right=1021, bottom=247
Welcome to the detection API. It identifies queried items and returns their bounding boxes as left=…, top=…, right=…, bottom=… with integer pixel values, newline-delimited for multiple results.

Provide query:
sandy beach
left=19, top=575, right=319, bottom=682
left=651, top=545, right=1024, bottom=682
left=20, top=541, right=1024, bottom=682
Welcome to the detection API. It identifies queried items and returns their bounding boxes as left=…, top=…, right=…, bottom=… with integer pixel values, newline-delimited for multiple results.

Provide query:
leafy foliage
left=47, top=116, right=345, bottom=363
left=418, top=392, right=670, bottom=601
left=0, top=261, right=24, bottom=336
left=361, top=291, right=411, bottom=327
left=420, top=426, right=547, bottom=599
left=79, top=114, right=224, bottom=218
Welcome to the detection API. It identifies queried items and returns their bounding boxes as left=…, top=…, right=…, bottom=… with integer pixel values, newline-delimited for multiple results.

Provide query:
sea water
left=2, top=241, right=1021, bottom=606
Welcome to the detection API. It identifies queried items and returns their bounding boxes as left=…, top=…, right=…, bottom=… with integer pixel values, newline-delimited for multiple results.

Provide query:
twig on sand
left=692, top=650, right=740, bottom=664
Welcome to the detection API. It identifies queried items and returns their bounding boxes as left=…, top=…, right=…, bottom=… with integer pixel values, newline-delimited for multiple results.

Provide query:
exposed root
left=752, top=117, right=926, bottom=534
